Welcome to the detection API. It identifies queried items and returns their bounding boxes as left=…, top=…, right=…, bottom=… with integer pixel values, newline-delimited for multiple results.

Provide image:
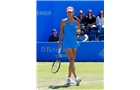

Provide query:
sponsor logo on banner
left=41, top=47, right=46, bottom=52
left=53, top=54, right=67, bottom=58
left=98, top=48, right=104, bottom=58
left=41, top=46, right=58, bottom=52
left=41, top=46, right=67, bottom=58
left=37, top=11, right=52, bottom=16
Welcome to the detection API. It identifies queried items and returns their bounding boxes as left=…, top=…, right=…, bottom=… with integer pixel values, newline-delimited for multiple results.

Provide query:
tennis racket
left=51, top=48, right=61, bottom=74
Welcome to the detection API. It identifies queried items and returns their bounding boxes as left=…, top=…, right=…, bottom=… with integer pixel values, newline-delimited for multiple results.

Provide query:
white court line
left=68, top=80, right=104, bottom=85
left=80, top=80, right=104, bottom=85
left=38, top=80, right=104, bottom=90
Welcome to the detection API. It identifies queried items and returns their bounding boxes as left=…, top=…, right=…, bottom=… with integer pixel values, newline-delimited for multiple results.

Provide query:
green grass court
left=37, top=62, right=104, bottom=90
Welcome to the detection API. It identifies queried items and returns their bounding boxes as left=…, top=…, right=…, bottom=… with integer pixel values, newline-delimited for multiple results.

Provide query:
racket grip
left=58, top=48, right=61, bottom=54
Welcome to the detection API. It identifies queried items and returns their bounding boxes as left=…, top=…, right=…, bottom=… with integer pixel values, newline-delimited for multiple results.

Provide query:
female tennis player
left=58, top=6, right=81, bottom=85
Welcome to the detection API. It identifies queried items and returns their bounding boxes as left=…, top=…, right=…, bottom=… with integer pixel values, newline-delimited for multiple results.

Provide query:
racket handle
left=58, top=48, right=61, bottom=54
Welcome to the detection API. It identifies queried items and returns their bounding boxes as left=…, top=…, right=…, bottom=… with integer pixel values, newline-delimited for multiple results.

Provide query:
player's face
left=67, top=11, right=74, bottom=18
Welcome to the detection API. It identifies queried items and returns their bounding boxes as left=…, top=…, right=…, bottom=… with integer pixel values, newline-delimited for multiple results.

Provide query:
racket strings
left=52, top=60, right=60, bottom=73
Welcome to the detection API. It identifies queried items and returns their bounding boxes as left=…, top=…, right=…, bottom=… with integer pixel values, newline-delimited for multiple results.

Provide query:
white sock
left=76, top=77, right=79, bottom=80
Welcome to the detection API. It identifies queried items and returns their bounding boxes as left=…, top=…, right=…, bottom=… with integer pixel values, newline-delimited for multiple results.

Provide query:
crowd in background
left=48, top=9, right=104, bottom=42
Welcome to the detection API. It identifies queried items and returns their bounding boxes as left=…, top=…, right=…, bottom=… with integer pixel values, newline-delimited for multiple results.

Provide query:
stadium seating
left=89, top=30, right=96, bottom=41
left=89, top=35, right=96, bottom=41
left=99, top=30, right=104, bottom=41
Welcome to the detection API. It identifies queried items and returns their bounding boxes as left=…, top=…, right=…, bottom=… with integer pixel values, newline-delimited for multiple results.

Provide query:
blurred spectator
left=48, top=29, right=59, bottom=42
left=77, top=29, right=89, bottom=42
left=85, top=9, right=96, bottom=35
left=76, top=29, right=81, bottom=36
left=96, top=10, right=104, bottom=31
left=77, top=10, right=86, bottom=29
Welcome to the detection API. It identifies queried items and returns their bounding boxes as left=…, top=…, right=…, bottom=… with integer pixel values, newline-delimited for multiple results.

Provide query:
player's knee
left=69, top=57, right=74, bottom=62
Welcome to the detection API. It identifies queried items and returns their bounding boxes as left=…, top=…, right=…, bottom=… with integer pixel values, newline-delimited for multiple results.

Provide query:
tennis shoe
left=66, top=78, right=74, bottom=84
left=75, top=77, right=81, bottom=86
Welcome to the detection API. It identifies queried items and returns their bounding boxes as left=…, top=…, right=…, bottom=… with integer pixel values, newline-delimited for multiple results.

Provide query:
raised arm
left=75, top=16, right=81, bottom=30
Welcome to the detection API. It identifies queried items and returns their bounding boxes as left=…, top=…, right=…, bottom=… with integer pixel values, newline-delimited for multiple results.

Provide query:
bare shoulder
left=63, top=18, right=68, bottom=21
left=61, top=18, right=67, bottom=25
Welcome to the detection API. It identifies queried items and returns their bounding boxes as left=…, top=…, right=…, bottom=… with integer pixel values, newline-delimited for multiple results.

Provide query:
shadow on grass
left=48, top=83, right=71, bottom=89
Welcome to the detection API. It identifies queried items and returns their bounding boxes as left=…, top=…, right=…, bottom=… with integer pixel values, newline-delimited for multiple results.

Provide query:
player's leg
left=67, top=61, right=74, bottom=84
left=71, top=48, right=81, bottom=85
left=68, top=48, right=77, bottom=78
left=68, top=64, right=73, bottom=77
left=65, top=48, right=76, bottom=84
left=66, top=48, right=77, bottom=84
left=72, top=48, right=77, bottom=60
left=67, top=65, right=74, bottom=84
left=65, top=48, right=77, bottom=78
